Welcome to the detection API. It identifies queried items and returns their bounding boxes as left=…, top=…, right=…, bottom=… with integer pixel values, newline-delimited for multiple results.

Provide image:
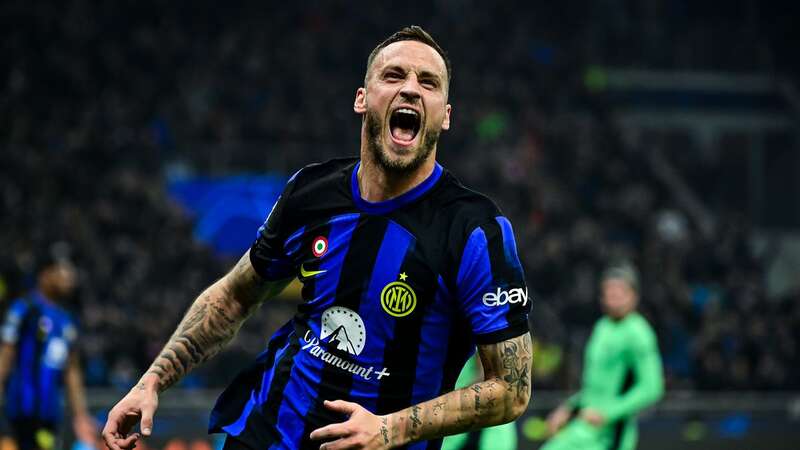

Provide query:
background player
left=542, top=263, right=663, bottom=450
left=0, top=255, right=97, bottom=450
left=103, top=26, right=532, bottom=450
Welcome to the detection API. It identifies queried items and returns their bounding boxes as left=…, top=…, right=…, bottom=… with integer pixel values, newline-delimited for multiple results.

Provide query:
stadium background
left=2, top=0, right=799, bottom=448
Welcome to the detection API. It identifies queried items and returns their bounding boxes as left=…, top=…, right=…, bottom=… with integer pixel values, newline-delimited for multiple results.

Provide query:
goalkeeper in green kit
left=542, top=264, right=664, bottom=450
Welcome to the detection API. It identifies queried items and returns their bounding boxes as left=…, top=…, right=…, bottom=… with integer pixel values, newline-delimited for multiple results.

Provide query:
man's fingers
left=103, top=406, right=144, bottom=450
left=102, top=410, right=126, bottom=449
left=102, top=414, right=119, bottom=438
left=320, top=436, right=358, bottom=450
left=117, top=432, right=141, bottom=449
left=103, top=432, right=140, bottom=450
left=119, top=411, right=142, bottom=435
left=323, top=399, right=359, bottom=415
left=310, top=401, right=361, bottom=441
left=140, top=403, right=156, bottom=436
left=309, top=422, right=350, bottom=441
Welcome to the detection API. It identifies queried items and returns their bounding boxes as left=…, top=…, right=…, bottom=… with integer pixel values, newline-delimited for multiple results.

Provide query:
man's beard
left=365, top=109, right=439, bottom=175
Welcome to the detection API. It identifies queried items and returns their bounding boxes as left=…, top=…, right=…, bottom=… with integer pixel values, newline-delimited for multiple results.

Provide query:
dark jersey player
left=0, top=256, right=96, bottom=450
left=103, top=26, right=533, bottom=450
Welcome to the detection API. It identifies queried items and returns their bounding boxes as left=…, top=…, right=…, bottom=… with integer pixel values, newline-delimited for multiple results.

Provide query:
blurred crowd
left=1, top=0, right=798, bottom=391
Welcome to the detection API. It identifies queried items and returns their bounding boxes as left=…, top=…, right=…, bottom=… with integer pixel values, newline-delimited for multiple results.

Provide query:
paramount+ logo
left=482, top=286, right=529, bottom=307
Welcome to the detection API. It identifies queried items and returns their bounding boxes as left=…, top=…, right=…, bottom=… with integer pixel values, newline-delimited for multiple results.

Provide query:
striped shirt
left=209, top=158, right=530, bottom=450
left=2, top=291, right=77, bottom=423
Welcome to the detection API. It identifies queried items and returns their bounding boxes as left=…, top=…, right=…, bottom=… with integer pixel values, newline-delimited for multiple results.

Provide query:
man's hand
left=545, top=405, right=571, bottom=436
left=579, top=408, right=606, bottom=428
left=102, top=377, right=159, bottom=450
left=309, top=400, right=389, bottom=450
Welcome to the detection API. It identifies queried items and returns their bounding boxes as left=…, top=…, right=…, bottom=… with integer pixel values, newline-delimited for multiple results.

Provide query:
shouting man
left=103, top=26, right=532, bottom=450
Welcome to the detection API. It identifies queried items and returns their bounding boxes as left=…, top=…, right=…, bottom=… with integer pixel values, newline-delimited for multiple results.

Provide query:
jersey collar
left=351, top=161, right=443, bottom=215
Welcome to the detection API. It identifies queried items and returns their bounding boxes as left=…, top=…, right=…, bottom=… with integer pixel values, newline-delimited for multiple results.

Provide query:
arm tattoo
left=500, top=340, right=531, bottom=397
left=145, top=252, right=283, bottom=391
left=410, top=405, right=422, bottom=428
left=385, top=333, right=533, bottom=447
left=380, top=416, right=390, bottom=445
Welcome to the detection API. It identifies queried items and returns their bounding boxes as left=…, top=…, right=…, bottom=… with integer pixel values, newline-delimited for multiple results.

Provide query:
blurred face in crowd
left=39, top=262, right=77, bottom=300
left=355, top=40, right=451, bottom=174
left=601, top=278, right=638, bottom=320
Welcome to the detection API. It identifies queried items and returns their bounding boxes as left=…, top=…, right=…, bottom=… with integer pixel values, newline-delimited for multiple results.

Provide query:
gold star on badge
left=399, top=272, right=408, bottom=281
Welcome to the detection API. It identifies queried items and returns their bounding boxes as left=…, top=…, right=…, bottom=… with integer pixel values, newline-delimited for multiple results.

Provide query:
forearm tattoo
left=501, top=339, right=531, bottom=398
left=145, top=252, right=276, bottom=391
left=385, top=332, right=533, bottom=446
left=380, top=416, right=390, bottom=445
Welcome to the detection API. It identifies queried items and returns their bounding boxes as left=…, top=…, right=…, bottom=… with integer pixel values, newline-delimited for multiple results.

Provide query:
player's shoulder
left=280, top=157, right=356, bottom=210
left=5, top=297, right=32, bottom=317
left=289, top=157, right=357, bottom=191
left=1, top=297, right=31, bottom=343
left=624, top=313, right=657, bottom=341
left=433, top=169, right=505, bottom=231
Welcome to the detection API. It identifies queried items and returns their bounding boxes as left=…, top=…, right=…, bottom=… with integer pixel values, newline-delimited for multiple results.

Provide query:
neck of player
left=357, top=150, right=437, bottom=203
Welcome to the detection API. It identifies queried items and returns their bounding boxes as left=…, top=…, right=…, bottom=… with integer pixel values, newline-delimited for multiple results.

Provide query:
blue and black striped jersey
left=1, top=291, right=77, bottom=423
left=209, top=158, right=531, bottom=450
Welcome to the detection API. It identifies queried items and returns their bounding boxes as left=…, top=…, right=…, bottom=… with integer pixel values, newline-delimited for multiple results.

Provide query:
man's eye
left=421, top=80, right=438, bottom=88
left=385, top=73, right=402, bottom=80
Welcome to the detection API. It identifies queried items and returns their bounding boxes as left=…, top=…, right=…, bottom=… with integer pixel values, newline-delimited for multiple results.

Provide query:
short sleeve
left=1, top=300, right=28, bottom=344
left=249, top=170, right=301, bottom=280
left=455, top=216, right=530, bottom=345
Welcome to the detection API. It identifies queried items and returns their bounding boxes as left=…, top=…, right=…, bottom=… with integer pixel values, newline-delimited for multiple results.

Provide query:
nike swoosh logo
left=300, top=264, right=327, bottom=278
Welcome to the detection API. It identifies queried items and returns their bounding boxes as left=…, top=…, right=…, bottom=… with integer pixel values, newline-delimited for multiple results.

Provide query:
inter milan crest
left=312, top=236, right=328, bottom=257
left=380, top=272, right=417, bottom=317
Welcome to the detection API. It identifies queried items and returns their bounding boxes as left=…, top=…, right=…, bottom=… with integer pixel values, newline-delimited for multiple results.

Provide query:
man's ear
left=354, top=87, right=367, bottom=114
left=441, top=104, right=452, bottom=130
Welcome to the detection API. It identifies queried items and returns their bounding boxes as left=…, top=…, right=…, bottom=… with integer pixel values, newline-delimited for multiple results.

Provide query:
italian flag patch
left=312, top=236, right=328, bottom=257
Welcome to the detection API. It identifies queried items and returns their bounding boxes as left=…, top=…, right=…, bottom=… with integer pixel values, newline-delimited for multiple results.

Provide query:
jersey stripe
left=277, top=217, right=357, bottom=448
left=410, top=286, right=452, bottom=405
left=214, top=323, right=292, bottom=440
left=264, top=218, right=334, bottom=447
left=437, top=316, right=474, bottom=396
left=494, top=216, right=527, bottom=332
left=376, top=242, right=437, bottom=418
left=39, top=354, right=55, bottom=419
left=255, top=337, right=302, bottom=447
left=283, top=225, right=307, bottom=258
left=298, top=215, right=387, bottom=448
left=349, top=220, right=414, bottom=412
left=19, top=303, right=43, bottom=418
left=483, top=220, right=513, bottom=327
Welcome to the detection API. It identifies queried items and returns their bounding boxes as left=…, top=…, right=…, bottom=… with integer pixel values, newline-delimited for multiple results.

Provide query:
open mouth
left=389, top=107, right=421, bottom=145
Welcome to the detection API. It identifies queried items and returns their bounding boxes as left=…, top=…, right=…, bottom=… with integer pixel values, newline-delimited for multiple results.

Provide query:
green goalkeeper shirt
left=568, top=312, right=664, bottom=424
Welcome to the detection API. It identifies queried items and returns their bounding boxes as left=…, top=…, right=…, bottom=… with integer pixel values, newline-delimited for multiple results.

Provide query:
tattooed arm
left=142, top=250, right=288, bottom=391
left=310, top=332, right=532, bottom=449
left=102, top=251, right=291, bottom=450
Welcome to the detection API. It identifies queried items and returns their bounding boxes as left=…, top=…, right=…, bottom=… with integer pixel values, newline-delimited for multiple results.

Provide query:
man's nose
left=399, top=77, right=422, bottom=101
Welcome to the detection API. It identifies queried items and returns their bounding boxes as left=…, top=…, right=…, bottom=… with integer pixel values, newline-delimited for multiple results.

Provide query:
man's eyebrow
left=381, top=65, right=443, bottom=80
left=418, top=70, right=443, bottom=81
left=382, top=65, right=406, bottom=74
